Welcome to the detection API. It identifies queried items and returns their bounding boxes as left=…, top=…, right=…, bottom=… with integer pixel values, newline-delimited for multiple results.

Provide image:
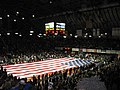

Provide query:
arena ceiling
left=0, top=0, right=120, bottom=33
left=0, top=0, right=119, bottom=17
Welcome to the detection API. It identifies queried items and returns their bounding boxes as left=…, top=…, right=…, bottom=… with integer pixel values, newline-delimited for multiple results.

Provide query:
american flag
left=2, top=58, right=76, bottom=78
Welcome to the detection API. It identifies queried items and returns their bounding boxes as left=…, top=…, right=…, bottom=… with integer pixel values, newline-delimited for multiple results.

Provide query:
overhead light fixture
left=74, top=35, right=78, bottom=38
left=89, top=35, right=92, bottom=37
left=0, top=34, right=1, bottom=36
left=19, top=34, right=22, bottom=37
left=43, top=34, right=46, bottom=36
left=7, top=33, right=10, bottom=35
left=50, top=1, right=52, bottom=4
left=101, top=34, right=103, bottom=36
left=39, top=33, right=42, bottom=36
left=98, top=36, right=101, bottom=38
left=70, top=34, right=72, bottom=36
left=63, top=36, right=67, bottom=38
left=85, top=33, right=88, bottom=35
left=15, top=33, right=19, bottom=35
left=22, top=17, right=24, bottom=20
left=32, top=15, right=35, bottom=17
left=54, top=33, right=58, bottom=35
left=30, top=34, right=32, bottom=36
left=0, top=17, right=2, bottom=19
left=37, top=35, right=41, bottom=38
left=16, top=12, right=19, bottom=14
left=7, top=15, right=10, bottom=17
left=84, top=35, right=87, bottom=38
left=14, top=19, right=16, bottom=22
left=30, top=31, right=34, bottom=33
left=105, top=33, right=107, bottom=35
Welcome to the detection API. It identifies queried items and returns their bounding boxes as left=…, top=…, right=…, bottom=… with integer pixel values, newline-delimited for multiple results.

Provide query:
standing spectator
left=37, top=75, right=41, bottom=90
left=33, top=75, right=37, bottom=86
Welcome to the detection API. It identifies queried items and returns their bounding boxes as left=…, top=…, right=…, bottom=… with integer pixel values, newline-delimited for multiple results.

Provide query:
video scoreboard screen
left=45, top=22, right=65, bottom=35
left=56, top=23, right=65, bottom=34
left=45, top=22, right=54, bottom=34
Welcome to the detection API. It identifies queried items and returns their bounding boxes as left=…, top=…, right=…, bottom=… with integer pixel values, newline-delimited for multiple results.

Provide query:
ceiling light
left=7, top=33, right=10, bottom=35
left=75, top=35, right=78, bottom=38
left=37, top=35, right=41, bottom=38
left=19, top=34, right=22, bottom=37
left=30, top=31, right=34, bottom=33
left=7, top=15, right=10, bottom=17
left=0, top=17, right=2, bottom=19
left=101, top=34, right=103, bottom=36
left=43, top=34, right=46, bottom=36
left=70, top=34, right=72, bottom=36
left=105, top=33, right=107, bottom=35
left=15, top=33, right=19, bottom=35
left=85, top=33, right=88, bottom=35
left=32, top=15, right=35, bottom=17
left=84, top=35, right=87, bottom=38
left=30, top=34, right=32, bottom=36
left=39, top=33, right=42, bottom=36
left=89, top=35, right=92, bottom=37
left=50, top=1, right=52, bottom=4
left=0, top=34, right=1, bottom=36
left=54, top=33, right=58, bottom=35
left=14, top=19, right=16, bottom=22
left=16, top=12, right=19, bottom=14
left=63, top=36, right=67, bottom=38
left=22, top=17, right=24, bottom=20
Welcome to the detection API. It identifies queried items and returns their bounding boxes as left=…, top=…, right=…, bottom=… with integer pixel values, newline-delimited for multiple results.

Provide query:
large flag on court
left=2, top=58, right=93, bottom=79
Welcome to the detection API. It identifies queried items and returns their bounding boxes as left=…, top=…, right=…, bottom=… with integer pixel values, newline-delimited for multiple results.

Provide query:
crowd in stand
left=0, top=36, right=120, bottom=55
left=47, top=37, right=120, bottom=50
left=0, top=61, right=96, bottom=90
left=99, top=59, right=120, bottom=90
left=0, top=51, right=67, bottom=65
left=0, top=50, right=114, bottom=66
left=0, top=50, right=118, bottom=90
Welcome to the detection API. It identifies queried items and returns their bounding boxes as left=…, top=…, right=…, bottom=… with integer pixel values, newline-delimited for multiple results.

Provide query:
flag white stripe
left=3, top=58, right=75, bottom=78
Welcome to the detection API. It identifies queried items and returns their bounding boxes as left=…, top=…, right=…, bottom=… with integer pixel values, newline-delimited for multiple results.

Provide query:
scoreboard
left=56, top=23, right=65, bottom=34
left=45, top=22, right=54, bottom=34
left=45, top=22, right=65, bottom=35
